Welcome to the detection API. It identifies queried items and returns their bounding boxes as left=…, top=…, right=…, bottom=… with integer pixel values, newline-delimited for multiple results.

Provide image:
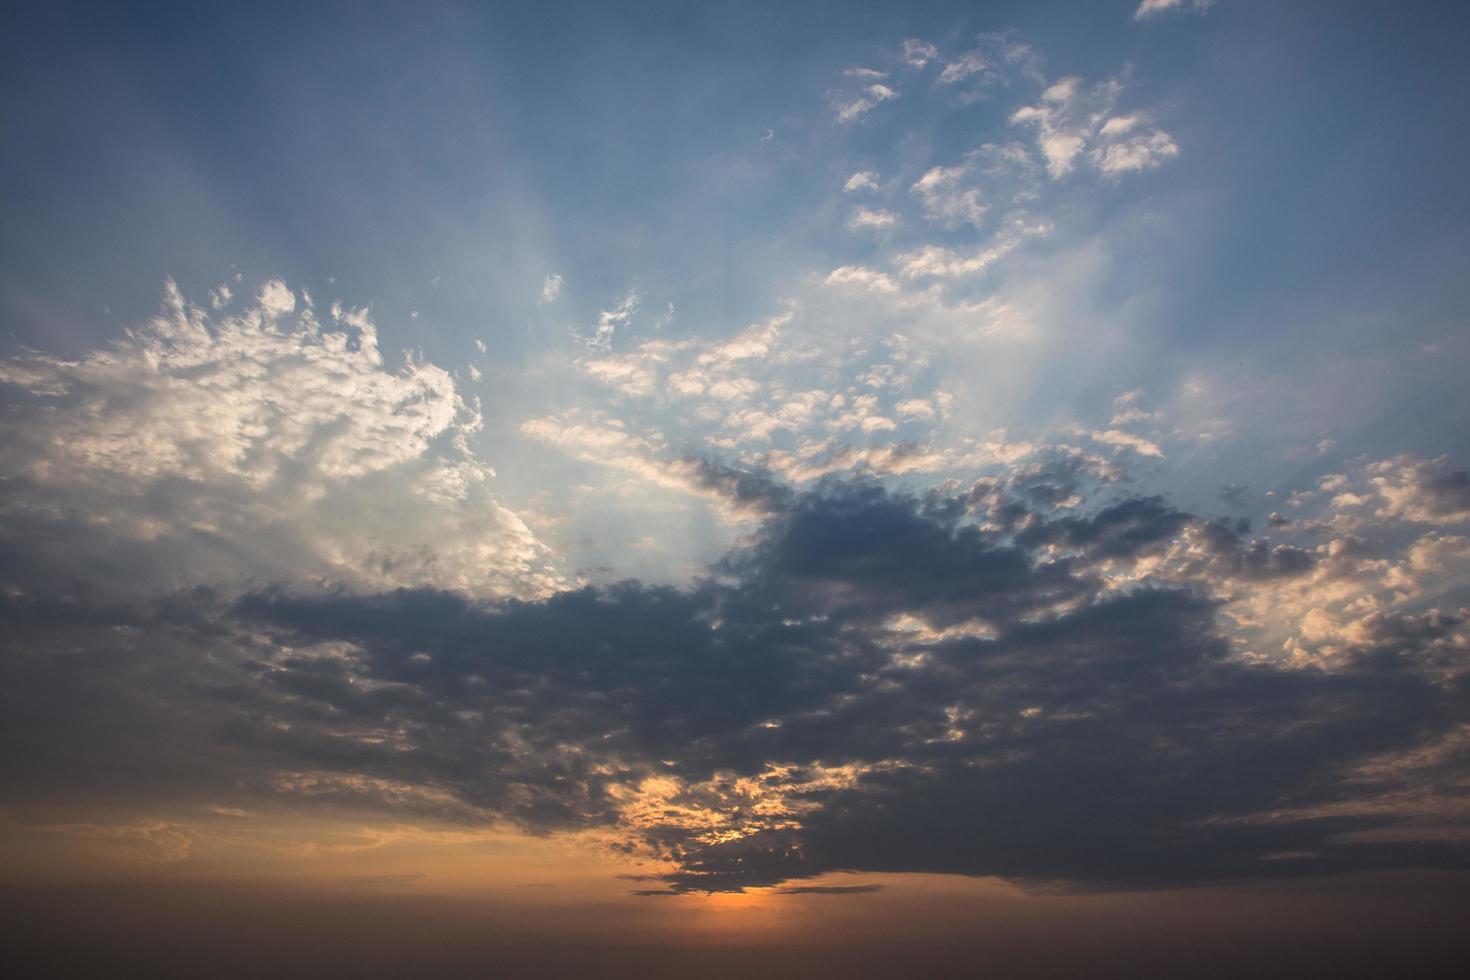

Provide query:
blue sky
left=3, top=1, right=1470, bottom=962
left=5, top=3, right=1467, bottom=557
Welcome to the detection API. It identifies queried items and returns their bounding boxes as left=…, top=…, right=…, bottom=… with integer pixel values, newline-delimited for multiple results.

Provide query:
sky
left=2, top=1, right=1470, bottom=976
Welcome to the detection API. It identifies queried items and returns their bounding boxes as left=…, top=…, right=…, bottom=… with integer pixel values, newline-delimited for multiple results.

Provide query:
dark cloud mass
left=4, top=469, right=1468, bottom=895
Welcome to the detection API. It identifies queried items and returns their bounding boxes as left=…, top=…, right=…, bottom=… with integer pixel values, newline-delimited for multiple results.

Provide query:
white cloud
left=844, top=170, right=880, bottom=193
left=1134, top=0, right=1213, bottom=21
left=1011, top=76, right=1178, bottom=179
left=896, top=398, right=936, bottom=421
left=766, top=440, right=952, bottom=484
left=698, top=314, right=787, bottom=368
left=824, top=265, right=898, bottom=292
left=1090, top=429, right=1165, bottom=458
left=587, top=286, right=641, bottom=352
left=900, top=39, right=938, bottom=69
left=1110, top=389, right=1154, bottom=426
left=258, top=279, right=297, bottom=318
left=935, top=37, right=1043, bottom=98
left=1093, top=124, right=1179, bottom=175
left=541, top=273, right=564, bottom=303
left=938, top=52, right=989, bottom=86
left=834, top=83, right=897, bottom=123
left=1368, top=456, right=1470, bottom=524
left=0, top=279, right=556, bottom=600
left=910, top=164, right=987, bottom=228
left=580, top=340, right=685, bottom=398
left=896, top=240, right=1018, bottom=280
left=849, top=207, right=898, bottom=230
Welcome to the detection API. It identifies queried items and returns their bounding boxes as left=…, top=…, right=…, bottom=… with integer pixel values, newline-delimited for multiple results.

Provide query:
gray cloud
left=5, top=468, right=1466, bottom=895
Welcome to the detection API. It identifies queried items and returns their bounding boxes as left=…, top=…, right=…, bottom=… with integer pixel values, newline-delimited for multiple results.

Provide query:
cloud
left=12, top=471, right=1462, bottom=896
left=895, top=241, right=1019, bottom=280
left=934, top=37, right=1040, bottom=100
left=696, top=314, right=787, bottom=369
left=834, top=83, right=898, bottom=123
left=1094, top=124, right=1179, bottom=175
left=1368, top=456, right=1470, bottom=524
left=910, top=164, right=987, bottom=228
left=824, top=266, right=898, bottom=292
left=1010, top=77, right=1178, bottom=179
left=1089, top=429, right=1165, bottom=458
left=938, top=52, right=990, bottom=86
left=900, top=39, right=938, bottom=69
left=1134, top=0, right=1213, bottom=21
left=587, top=287, right=642, bottom=352
left=519, top=413, right=787, bottom=520
left=843, top=170, right=880, bottom=193
left=0, top=279, right=556, bottom=600
left=541, top=274, right=563, bottom=303
left=578, top=340, right=684, bottom=397
left=849, top=208, right=898, bottom=230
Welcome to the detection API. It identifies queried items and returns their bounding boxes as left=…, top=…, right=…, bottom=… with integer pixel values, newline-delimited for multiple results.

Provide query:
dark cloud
left=681, top=457, right=794, bottom=517
left=1407, top=468, right=1470, bottom=521
left=3, top=475, right=1468, bottom=895
left=1221, top=483, right=1252, bottom=508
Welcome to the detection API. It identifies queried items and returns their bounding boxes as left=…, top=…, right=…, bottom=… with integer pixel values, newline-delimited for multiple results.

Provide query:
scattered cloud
left=834, top=83, right=898, bottom=123
left=910, top=164, right=988, bottom=228
left=849, top=207, right=898, bottom=230
left=1011, top=77, right=1178, bottom=179
left=824, top=265, right=898, bottom=292
left=1134, top=0, right=1213, bottom=21
left=900, top=38, right=938, bottom=69
left=587, top=286, right=642, bottom=352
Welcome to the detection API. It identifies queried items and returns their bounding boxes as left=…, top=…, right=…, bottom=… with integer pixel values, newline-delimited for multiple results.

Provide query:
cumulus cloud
left=849, top=207, right=898, bottom=230
left=1010, top=77, right=1178, bottom=179
left=0, top=279, right=556, bottom=600
left=1368, top=456, right=1470, bottom=524
left=843, top=170, right=880, bottom=193
left=691, top=318, right=779, bottom=370
left=541, top=273, right=564, bottom=303
left=910, top=163, right=987, bottom=228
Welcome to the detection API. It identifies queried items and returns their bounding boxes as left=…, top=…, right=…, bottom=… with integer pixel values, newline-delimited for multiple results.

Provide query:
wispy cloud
left=1134, top=0, right=1213, bottom=21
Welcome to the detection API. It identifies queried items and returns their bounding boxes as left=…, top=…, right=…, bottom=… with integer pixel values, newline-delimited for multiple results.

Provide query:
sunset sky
left=3, top=1, right=1469, bottom=976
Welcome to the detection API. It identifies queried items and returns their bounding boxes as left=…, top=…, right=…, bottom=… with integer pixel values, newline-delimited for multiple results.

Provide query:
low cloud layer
left=5, top=444, right=1466, bottom=893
